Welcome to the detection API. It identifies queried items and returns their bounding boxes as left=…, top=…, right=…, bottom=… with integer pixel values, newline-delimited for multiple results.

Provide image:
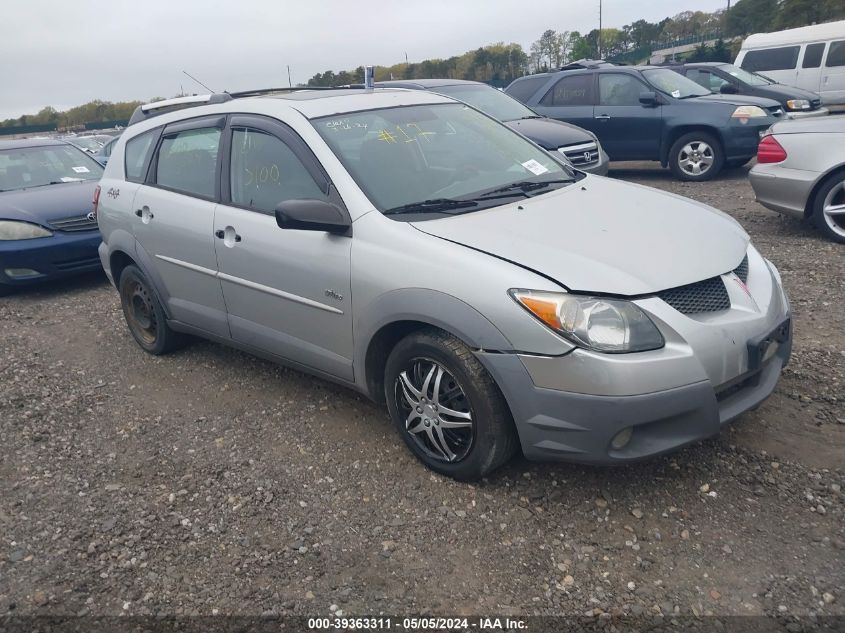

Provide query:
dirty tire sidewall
left=384, top=328, right=517, bottom=481
left=118, top=265, right=185, bottom=355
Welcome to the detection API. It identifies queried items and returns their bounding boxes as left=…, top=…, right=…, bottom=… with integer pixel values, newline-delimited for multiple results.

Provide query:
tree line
left=1, top=100, right=143, bottom=130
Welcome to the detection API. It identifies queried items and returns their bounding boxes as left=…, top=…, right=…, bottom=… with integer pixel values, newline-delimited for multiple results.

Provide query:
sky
left=0, top=0, right=728, bottom=120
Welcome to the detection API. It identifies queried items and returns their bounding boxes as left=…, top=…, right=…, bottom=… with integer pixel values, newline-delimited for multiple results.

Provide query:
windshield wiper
left=477, top=178, right=573, bottom=198
left=383, top=198, right=479, bottom=215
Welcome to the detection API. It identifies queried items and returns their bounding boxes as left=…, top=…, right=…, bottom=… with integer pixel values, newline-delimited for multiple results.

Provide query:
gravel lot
left=1, top=163, right=843, bottom=624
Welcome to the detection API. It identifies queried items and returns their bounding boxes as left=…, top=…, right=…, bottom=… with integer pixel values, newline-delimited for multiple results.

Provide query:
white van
left=736, top=20, right=845, bottom=106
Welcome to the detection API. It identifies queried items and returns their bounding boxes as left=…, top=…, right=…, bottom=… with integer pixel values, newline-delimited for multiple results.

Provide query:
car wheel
left=118, top=265, right=187, bottom=354
left=725, top=158, right=752, bottom=169
left=384, top=328, right=517, bottom=481
left=669, top=132, right=724, bottom=181
left=811, top=173, right=845, bottom=244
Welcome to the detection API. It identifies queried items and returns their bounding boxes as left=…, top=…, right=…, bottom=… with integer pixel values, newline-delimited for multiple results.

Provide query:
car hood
left=771, top=114, right=845, bottom=134
left=504, top=117, right=593, bottom=150
left=753, top=83, right=820, bottom=102
left=411, top=176, right=749, bottom=296
left=0, top=180, right=98, bottom=226
left=694, top=93, right=782, bottom=108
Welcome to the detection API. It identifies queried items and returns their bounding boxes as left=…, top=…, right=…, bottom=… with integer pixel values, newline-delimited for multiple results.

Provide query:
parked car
left=93, top=135, right=120, bottom=166
left=749, top=115, right=845, bottom=243
left=736, top=20, right=845, bottom=107
left=373, top=79, right=609, bottom=175
left=97, top=89, right=791, bottom=480
left=0, top=139, right=104, bottom=295
left=505, top=61, right=784, bottom=180
left=66, top=136, right=106, bottom=154
left=667, top=62, right=828, bottom=118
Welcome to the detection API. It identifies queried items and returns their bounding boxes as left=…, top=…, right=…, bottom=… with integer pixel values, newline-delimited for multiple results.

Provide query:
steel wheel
left=678, top=141, right=714, bottom=177
left=394, top=358, right=474, bottom=463
left=820, top=179, right=845, bottom=239
left=122, top=278, right=158, bottom=347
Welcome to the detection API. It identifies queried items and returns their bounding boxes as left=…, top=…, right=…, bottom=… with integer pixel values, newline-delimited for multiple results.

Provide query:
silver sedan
left=749, top=115, right=845, bottom=243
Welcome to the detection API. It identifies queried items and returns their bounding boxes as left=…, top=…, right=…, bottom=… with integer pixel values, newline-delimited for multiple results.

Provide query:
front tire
left=669, top=132, right=724, bottom=181
left=810, top=172, right=845, bottom=244
left=384, top=328, right=517, bottom=481
left=118, top=265, right=187, bottom=355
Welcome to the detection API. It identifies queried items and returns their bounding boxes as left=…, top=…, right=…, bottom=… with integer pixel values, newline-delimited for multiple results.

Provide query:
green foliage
left=724, top=0, right=779, bottom=36
left=1, top=99, right=142, bottom=129
left=775, top=0, right=845, bottom=30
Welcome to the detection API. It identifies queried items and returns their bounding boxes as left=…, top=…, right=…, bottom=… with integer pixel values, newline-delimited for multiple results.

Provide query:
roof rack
left=127, top=86, right=366, bottom=126
left=559, top=59, right=615, bottom=71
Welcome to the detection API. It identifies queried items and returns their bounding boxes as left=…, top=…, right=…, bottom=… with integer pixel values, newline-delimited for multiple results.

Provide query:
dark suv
left=506, top=61, right=785, bottom=180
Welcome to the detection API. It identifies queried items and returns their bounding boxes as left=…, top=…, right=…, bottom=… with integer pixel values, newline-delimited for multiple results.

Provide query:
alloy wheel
left=678, top=141, right=714, bottom=176
left=394, top=358, right=474, bottom=463
left=821, top=179, right=845, bottom=239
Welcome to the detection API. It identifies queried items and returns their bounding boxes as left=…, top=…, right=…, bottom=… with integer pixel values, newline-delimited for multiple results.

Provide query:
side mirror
left=275, top=199, right=352, bottom=235
left=639, top=91, right=659, bottom=106
left=719, top=83, right=739, bottom=94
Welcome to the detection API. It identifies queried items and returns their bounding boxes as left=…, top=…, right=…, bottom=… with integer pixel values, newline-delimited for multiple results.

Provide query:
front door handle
left=594, top=114, right=611, bottom=121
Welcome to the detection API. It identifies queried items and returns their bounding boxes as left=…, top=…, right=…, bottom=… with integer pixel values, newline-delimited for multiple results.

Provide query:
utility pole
left=598, top=0, right=602, bottom=59
left=405, top=51, right=408, bottom=65
left=287, top=65, right=292, bottom=87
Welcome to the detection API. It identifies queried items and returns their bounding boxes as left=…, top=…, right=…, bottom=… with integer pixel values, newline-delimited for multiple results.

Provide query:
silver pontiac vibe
left=96, top=88, right=791, bottom=480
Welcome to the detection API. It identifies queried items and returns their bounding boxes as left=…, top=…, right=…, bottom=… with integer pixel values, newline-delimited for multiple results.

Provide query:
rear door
left=821, top=40, right=845, bottom=105
left=530, top=73, right=596, bottom=133
left=132, top=116, right=229, bottom=337
left=214, top=115, right=354, bottom=381
left=593, top=72, right=662, bottom=160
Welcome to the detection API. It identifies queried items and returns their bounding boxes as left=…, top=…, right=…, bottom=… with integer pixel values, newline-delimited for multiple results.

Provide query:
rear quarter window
left=741, top=46, right=800, bottom=72
left=124, top=131, right=156, bottom=183
left=540, top=74, right=595, bottom=106
left=505, top=76, right=551, bottom=103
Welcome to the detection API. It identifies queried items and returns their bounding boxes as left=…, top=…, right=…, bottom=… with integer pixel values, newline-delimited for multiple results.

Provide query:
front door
left=132, top=116, right=229, bottom=337
left=593, top=73, right=663, bottom=160
left=214, top=115, right=354, bottom=381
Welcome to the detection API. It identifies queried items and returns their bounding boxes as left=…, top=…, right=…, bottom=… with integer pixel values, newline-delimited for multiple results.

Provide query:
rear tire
left=118, top=265, right=187, bottom=354
left=668, top=131, right=724, bottom=181
left=810, top=172, right=845, bottom=244
left=384, top=328, right=517, bottom=481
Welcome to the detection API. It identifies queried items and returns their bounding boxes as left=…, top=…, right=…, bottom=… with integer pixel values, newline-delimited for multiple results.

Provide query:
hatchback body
left=0, top=139, right=104, bottom=294
left=506, top=63, right=784, bottom=180
left=97, top=89, right=791, bottom=480
left=668, top=62, right=828, bottom=118
left=374, top=79, right=609, bottom=175
left=749, top=115, right=845, bottom=243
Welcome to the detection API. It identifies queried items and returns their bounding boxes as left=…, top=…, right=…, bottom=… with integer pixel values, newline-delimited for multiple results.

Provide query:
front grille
left=733, top=254, right=749, bottom=283
left=767, top=106, right=785, bottom=118
left=559, top=141, right=599, bottom=166
left=657, top=276, right=730, bottom=315
left=50, top=215, right=98, bottom=232
left=810, top=98, right=821, bottom=109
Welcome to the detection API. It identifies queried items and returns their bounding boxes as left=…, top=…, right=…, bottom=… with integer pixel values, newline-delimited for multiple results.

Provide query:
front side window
left=0, top=144, right=103, bottom=192
left=229, top=128, right=327, bottom=213
left=598, top=74, right=649, bottom=105
left=541, top=74, right=594, bottom=106
left=717, top=63, right=772, bottom=86
left=125, top=131, right=155, bottom=182
left=313, top=103, right=575, bottom=217
left=803, top=43, right=825, bottom=68
left=741, top=46, right=800, bottom=72
left=826, top=40, right=845, bottom=67
left=155, top=127, right=221, bottom=198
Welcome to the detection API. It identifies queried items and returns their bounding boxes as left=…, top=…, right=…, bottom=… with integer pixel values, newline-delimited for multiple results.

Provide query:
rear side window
left=155, top=128, right=221, bottom=198
left=598, top=73, right=649, bottom=105
left=124, top=131, right=155, bottom=182
left=541, top=74, right=594, bottom=106
left=229, top=128, right=327, bottom=214
left=826, top=40, right=845, bottom=67
left=506, top=76, right=551, bottom=103
left=686, top=69, right=728, bottom=92
left=741, top=46, right=800, bottom=72
left=803, top=43, right=825, bottom=68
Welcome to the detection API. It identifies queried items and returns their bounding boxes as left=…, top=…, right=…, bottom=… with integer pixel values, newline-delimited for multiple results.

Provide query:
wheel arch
left=804, top=163, right=845, bottom=219
left=356, top=289, right=514, bottom=403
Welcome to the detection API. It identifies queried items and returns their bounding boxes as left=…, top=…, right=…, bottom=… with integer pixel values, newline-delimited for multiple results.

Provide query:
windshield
left=313, top=103, right=575, bottom=218
left=0, top=144, right=104, bottom=192
left=642, top=68, right=711, bottom=99
left=68, top=137, right=104, bottom=152
left=433, top=84, right=537, bottom=122
left=717, top=63, right=773, bottom=86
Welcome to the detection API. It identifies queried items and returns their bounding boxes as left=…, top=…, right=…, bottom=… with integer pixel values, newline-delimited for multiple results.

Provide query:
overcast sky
left=1, top=0, right=727, bottom=120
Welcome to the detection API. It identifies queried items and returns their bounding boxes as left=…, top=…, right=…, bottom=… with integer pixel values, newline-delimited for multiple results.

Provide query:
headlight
left=510, top=289, right=664, bottom=353
left=785, top=99, right=810, bottom=111
left=0, top=221, right=53, bottom=240
left=731, top=105, right=768, bottom=122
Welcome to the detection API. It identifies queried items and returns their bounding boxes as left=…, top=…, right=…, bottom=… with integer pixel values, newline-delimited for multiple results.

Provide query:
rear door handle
left=594, top=114, right=611, bottom=121
left=215, top=228, right=242, bottom=243
left=215, top=230, right=225, bottom=239
left=135, top=206, right=153, bottom=221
